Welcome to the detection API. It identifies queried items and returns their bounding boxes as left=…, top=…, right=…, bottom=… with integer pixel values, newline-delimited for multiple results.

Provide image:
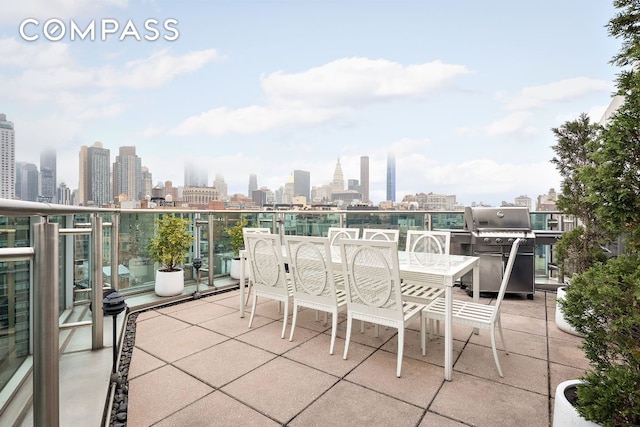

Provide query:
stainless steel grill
left=464, top=206, right=535, bottom=299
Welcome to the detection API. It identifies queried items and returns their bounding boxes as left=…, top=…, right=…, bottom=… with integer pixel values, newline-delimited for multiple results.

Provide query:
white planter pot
left=555, top=286, right=583, bottom=336
left=553, top=380, right=601, bottom=426
left=230, top=258, right=241, bottom=280
left=155, top=269, right=184, bottom=296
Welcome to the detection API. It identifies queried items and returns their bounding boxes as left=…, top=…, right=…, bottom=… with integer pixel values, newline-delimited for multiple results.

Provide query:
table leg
left=472, top=264, right=479, bottom=335
left=239, top=250, right=246, bottom=318
left=444, top=285, right=453, bottom=381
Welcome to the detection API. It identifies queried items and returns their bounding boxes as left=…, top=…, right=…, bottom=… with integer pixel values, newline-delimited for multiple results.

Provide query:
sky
left=0, top=0, right=622, bottom=206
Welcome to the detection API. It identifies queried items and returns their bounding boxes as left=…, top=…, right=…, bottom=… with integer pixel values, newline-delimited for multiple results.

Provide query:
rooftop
left=16, top=279, right=587, bottom=427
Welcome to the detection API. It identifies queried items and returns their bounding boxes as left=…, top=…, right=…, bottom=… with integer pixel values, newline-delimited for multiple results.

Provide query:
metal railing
left=0, top=198, right=569, bottom=426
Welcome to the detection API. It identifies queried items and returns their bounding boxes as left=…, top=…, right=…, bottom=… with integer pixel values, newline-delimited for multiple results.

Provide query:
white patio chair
left=327, top=227, right=360, bottom=246
left=285, top=235, right=347, bottom=355
left=421, top=238, right=523, bottom=377
left=242, top=227, right=272, bottom=305
left=361, top=228, right=399, bottom=242
left=339, top=239, right=425, bottom=377
left=245, top=232, right=292, bottom=339
left=401, top=230, right=452, bottom=347
left=406, top=230, right=451, bottom=255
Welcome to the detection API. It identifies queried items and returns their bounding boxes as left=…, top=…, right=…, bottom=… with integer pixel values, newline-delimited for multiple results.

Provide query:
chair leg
left=497, top=315, right=509, bottom=355
left=281, top=300, right=289, bottom=339
left=248, top=293, right=258, bottom=329
left=396, top=327, right=404, bottom=377
left=490, top=326, right=504, bottom=378
left=421, top=312, right=426, bottom=356
left=289, top=302, right=298, bottom=342
left=245, top=281, right=252, bottom=306
left=329, top=311, right=338, bottom=355
left=343, top=314, right=353, bottom=360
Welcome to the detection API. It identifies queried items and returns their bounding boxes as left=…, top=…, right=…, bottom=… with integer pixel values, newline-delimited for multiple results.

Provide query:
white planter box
left=230, top=258, right=241, bottom=280
left=555, top=286, right=583, bottom=336
left=155, top=269, right=184, bottom=296
left=553, top=380, right=601, bottom=426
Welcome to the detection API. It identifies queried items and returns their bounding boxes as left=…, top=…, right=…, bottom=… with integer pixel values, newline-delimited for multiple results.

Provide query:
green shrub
left=147, top=214, right=194, bottom=272
left=226, top=217, right=248, bottom=258
left=560, top=254, right=640, bottom=426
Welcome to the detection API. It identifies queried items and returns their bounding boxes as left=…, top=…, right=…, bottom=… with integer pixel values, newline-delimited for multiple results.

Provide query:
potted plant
left=226, top=217, right=248, bottom=280
left=552, top=4, right=640, bottom=424
left=551, top=113, right=610, bottom=336
left=554, top=255, right=640, bottom=427
left=147, top=214, right=194, bottom=296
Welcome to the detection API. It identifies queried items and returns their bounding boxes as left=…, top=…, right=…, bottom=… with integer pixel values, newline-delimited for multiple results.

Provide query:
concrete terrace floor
left=13, top=279, right=589, bottom=427
left=124, top=283, right=587, bottom=427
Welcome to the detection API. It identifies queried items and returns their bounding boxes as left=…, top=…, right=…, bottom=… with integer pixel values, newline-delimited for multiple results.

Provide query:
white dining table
left=238, top=247, right=480, bottom=381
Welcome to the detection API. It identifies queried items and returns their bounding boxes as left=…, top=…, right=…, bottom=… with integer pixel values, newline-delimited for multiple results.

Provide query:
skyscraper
left=331, top=158, right=344, bottom=194
left=40, top=148, right=57, bottom=203
left=293, top=170, right=310, bottom=202
left=386, top=152, right=396, bottom=202
left=184, top=159, right=208, bottom=187
left=213, top=173, right=228, bottom=199
left=113, top=146, right=142, bottom=201
left=79, top=142, right=110, bottom=206
left=360, top=155, right=370, bottom=204
left=248, top=174, right=257, bottom=197
left=141, top=166, right=153, bottom=200
left=0, top=113, right=15, bottom=199
left=15, top=162, right=39, bottom=201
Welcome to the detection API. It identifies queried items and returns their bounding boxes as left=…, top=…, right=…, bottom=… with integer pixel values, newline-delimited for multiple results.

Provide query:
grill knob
left=508, top=238, right=514, bottom=244
left=483, top=237, right=491, bottom=243
left=495, top=237, right=503, bottom=244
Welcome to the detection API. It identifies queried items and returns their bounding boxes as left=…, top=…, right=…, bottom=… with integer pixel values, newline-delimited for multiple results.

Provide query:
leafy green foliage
left=560, top=255, right=640, bottom=426
left=147, top=214, right=194, bottom=272
left=226, top=217, right=248, bottom=257
left=551, top=113, right=612, bottom=276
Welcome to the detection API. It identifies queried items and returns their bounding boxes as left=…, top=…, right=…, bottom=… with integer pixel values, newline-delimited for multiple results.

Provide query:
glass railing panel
left=0, top=215, right=32, bottom=394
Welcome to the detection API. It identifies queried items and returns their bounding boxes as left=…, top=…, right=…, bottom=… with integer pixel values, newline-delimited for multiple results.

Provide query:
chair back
left=284, top=235, right=338, bottom=302
left=493, top=238, right=523, bottom=317
left=362, top=229, right=400, bottom=242
left=338, top=239, right=404, bottom=321
left=327, top=227, right=360, bottom=246
left=406, top=230, right=451, bottom=254
left=244, top=233, right=289, bottom=296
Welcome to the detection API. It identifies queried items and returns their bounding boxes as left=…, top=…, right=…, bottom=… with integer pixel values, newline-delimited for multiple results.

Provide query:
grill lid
left=464, top=206, right=533, bottom=237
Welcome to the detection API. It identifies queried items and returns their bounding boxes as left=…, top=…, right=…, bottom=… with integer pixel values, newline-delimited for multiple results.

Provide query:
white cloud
left=261, top=57, right=471, bottom=108
left=99, top=48, right=223, bottom=90
left=483, top=112, right=537, bottom=137
left=504, top=77, right=612, bottom=110
left=171, top=57, right=471, bottom=137
left=170, top=105, right=349, bottom=136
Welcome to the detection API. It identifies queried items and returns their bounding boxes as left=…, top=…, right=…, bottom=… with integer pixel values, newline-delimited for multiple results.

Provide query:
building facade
left=248, top=174, right=257, bottom=198
left=386, top=152, right=396, bottom=202
left=360, top=155, right=369, bottom=204
left=112, top=146, right=142, bottom=202
left=331, top=159, right=344, bottom=194
left=293, top=170, right=310, bottom=202
left=39, top=148, right=56, bottom=203
left=79, top=142, right=111, bottom=206
left=15, top=162, right=39, bottom=201
left=0, top=114, right=15, bottom=199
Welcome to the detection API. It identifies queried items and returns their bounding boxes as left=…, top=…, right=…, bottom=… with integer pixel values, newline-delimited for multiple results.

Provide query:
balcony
left=0, top=200, right=582, bottom=426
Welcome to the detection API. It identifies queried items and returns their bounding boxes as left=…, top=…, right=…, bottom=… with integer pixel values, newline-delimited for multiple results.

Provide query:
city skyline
left=1, top=1, right=621, bottom=205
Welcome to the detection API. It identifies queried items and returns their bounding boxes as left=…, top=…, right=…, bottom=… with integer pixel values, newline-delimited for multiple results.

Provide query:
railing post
left=208, top=214, right=214, bottom=287
left=33, top=220, right=59, bottom=427
left=111, top=213, right=119, bottom=291
left=91, top=215, right=103, bottom=350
